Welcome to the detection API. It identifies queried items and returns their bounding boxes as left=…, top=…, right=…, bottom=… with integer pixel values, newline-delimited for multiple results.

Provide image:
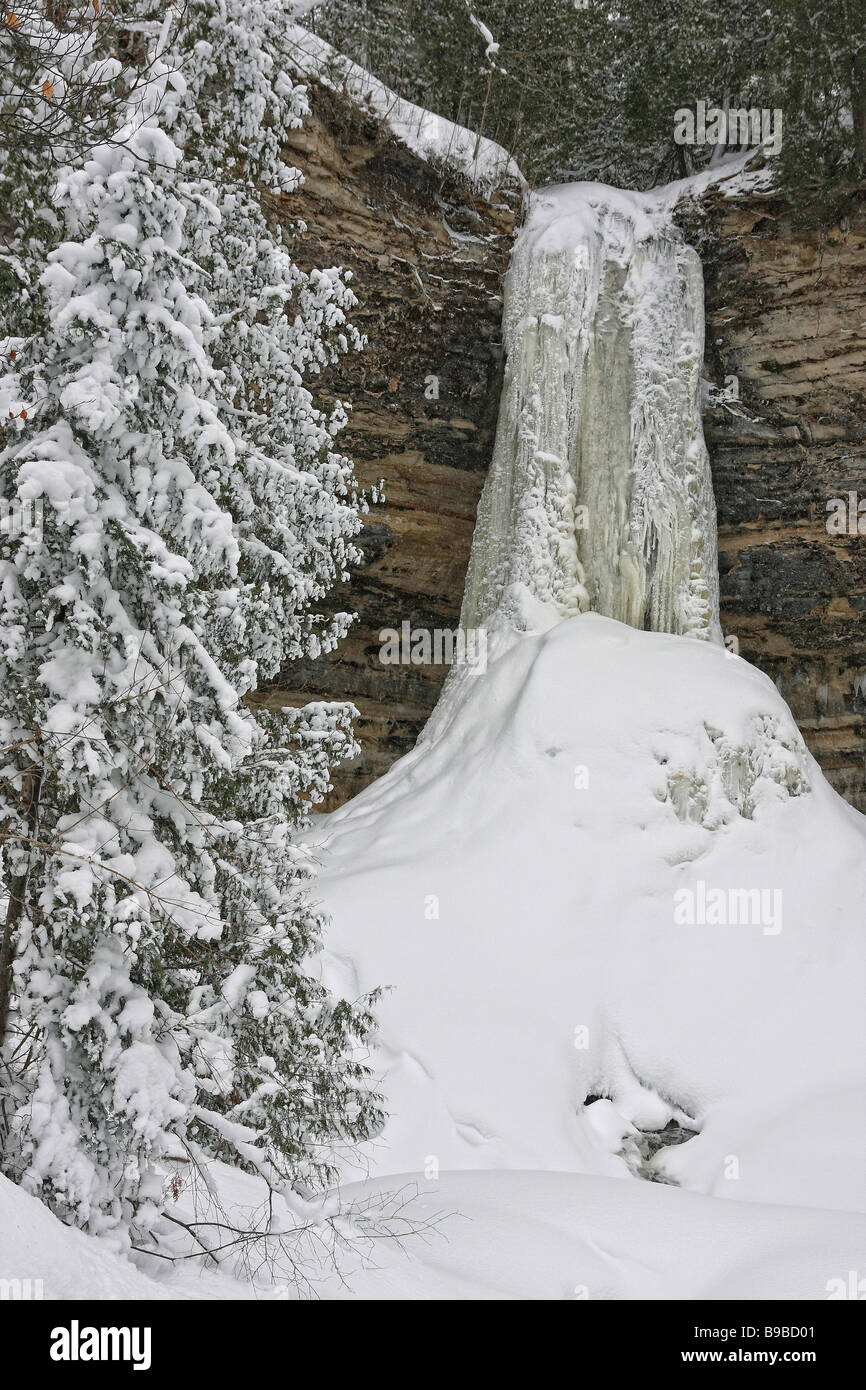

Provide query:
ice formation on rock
left=460, top=184, right=722, bottom=643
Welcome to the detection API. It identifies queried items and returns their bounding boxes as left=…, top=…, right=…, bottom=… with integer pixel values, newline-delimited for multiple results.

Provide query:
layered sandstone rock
left=679, top=185, right=866, bottom=811
left=252, top=82, right=520, bottom=807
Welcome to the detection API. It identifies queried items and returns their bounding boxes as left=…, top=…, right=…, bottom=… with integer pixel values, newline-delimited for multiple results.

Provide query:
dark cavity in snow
left=631, top=1121, right=699, bottom=1184
left=582, top=1097, right=699, bottom=1185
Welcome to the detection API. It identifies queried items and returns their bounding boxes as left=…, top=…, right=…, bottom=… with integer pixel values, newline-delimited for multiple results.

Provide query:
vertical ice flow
left=460, top=184, right=722, bottom=643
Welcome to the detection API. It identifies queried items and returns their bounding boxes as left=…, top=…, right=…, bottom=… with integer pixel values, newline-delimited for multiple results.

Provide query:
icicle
left=460, top=185, right=722, bottom=644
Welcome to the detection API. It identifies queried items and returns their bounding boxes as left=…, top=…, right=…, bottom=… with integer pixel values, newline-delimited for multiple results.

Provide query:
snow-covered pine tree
left=0, top=1, right=381, bottom=1246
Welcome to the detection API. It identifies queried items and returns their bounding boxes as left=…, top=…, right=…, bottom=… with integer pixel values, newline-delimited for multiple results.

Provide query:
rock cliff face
left=253, top=82, right=519, bottom=807
left=679, top=187, right=866, bottom=812
left=263, top=84, right=866, bottom=814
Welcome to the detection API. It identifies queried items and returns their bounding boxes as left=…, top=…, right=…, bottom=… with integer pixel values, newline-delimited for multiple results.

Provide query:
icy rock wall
left=460, top=185, right=722, bottom=643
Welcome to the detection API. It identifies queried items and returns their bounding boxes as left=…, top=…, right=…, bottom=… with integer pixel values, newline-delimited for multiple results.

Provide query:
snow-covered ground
left=306, top=1171, right=866, bottom=1301
left=13, top=610, right=861, bottom=1298
left=313, top=613, right=866, bottom=1219
left=0, top=1171, right=252, bottom=1300
left=7, top=1154, right=866, bottom=1302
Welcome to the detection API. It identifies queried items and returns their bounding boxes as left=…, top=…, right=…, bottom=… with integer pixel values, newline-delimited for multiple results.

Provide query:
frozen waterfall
left=460, top=184, right=722, bottom=644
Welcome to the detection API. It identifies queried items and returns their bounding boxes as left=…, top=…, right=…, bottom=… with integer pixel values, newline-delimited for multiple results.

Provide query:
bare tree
left=0, top=1, right=184, bottom=167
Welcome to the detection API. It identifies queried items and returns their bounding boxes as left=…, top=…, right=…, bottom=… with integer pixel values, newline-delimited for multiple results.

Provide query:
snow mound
left=282, top=24, right=523, bottom=197
left=8, top=1156, right=863, bottom=1301
left=314, top=1171, right=866, bottom=1301
left=312, top=614, right=866, bottom=1215
left=0, top=1172, right=250, bottom=1300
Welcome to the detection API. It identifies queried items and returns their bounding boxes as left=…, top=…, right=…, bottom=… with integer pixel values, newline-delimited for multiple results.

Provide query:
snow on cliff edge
left=281, top=23, right=524, bottom=197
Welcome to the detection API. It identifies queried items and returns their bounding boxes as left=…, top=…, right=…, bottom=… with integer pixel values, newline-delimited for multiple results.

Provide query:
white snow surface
left=313, top=614, right=866, bottom=1224
left=10, top=609, right=862, bottom=1300
left=6, top=1157, right=866, bottom=1301
left=0, top=1172, right=250, bottom=1300
left=310, top=1171, right=866, bottom=1301
left=281, top=24, right=523, bottom=196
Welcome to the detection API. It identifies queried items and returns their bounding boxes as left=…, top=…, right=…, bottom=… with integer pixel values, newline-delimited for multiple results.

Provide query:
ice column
left=460, top=185, right=722, bottom=643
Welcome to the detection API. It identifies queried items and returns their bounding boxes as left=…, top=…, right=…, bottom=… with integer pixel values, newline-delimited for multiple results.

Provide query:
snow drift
left=314, top=613, right=866, bottom=1218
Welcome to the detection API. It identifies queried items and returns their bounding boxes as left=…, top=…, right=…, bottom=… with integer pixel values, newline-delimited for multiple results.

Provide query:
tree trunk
left=0, top=746, right=42, bottom=1049
left=852, top=51, right=866, bottom=172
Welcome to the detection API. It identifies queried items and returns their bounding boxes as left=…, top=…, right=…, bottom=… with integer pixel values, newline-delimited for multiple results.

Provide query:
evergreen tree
left=767, top=0, right=866, bottom=191
left=0, top=1, right=381, bottom=1246
left=309, top=0, right=866, bottom=196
